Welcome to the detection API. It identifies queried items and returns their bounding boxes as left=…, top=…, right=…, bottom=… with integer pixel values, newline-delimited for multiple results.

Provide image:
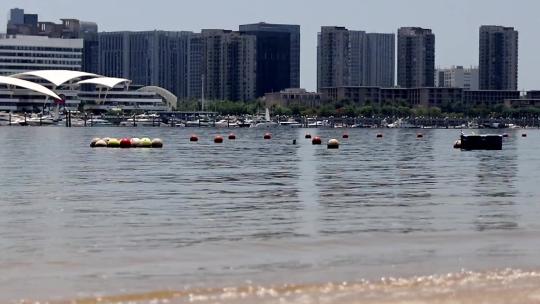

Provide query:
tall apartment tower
left=317, top=26, right=395, bottom=90
left=479, top=25, right=518, bottom=90
left=364, top=33, right=395, bottom=87
left=239, top=22, right=300, bottom=97
left=397, top=27, right=435, bottom=88
left=98, top=31, right=193, bottom=99
left=201, top=29, right=257, bottom=102
left=317, top=26, right=351, bottom=90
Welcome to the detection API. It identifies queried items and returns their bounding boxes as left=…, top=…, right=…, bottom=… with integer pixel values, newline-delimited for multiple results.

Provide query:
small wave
left=27, top=268, right=540, bottom=304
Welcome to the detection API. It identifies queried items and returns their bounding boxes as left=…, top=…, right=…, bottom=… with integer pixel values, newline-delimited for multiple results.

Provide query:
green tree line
left=176, top=99, right=540, bottom=119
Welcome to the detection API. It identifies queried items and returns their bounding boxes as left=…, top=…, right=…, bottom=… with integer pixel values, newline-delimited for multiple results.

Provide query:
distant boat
left=278, top=120, right=302, bottom=128
left=253, top=108, right=277, bottom=128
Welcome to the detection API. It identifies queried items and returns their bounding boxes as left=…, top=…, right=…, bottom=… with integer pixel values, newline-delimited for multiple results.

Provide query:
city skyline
left=0, top=0, right=537, bottom=91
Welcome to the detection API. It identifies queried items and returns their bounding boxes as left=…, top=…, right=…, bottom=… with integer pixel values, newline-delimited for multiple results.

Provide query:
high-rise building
left=98, top=31, right=193, bottom=99
left=239, top=22, right=300, bottom=96
left=187, top=33, right=204, bottom=99
left=397, top=27, right=435, bottom=88
left=435, top=66, right=479, bottom=90
left=317, top=26, right=351, bottom=90
left=317, top=26, right=395, bottom=90
left=200, top=29, right=257, bottom=102
left=479, top=25, right=518, bottom=90
left=364, top=33, right=395, bottom=87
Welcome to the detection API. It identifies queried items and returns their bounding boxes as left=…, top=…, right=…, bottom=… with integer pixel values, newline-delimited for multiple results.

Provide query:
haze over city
left=1, top=0, right=538, bottom=91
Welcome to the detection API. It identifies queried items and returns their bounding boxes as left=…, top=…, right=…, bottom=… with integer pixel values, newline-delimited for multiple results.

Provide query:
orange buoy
left=264, top=133, right=272, bottom=140
left=214, top=135, right=224, bottom=143
left=228, top=133, right=236, bottom=140
left=190, top=134, right=198, bottom=142
left=305, top=133, right=312, bottom=139
left=312, top=136, right=322, bottom=145
left=376, top=133, right=383, bottom=138
left=342, top=133, right=349, bottom=139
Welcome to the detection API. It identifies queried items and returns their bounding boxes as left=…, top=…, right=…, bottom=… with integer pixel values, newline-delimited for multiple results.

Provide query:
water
left=2, top=127, right=540, bottom=303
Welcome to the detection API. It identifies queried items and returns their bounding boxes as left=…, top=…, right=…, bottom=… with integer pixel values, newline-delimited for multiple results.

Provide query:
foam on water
left=17, top=269, right=540, bottom=304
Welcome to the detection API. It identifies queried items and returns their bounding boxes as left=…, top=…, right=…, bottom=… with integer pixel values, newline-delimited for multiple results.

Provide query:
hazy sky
left=1, top=0, right=538, bottom=91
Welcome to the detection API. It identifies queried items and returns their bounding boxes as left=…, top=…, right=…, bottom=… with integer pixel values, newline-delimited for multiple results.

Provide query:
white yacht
left=278, top=120, right=302, bottom=128
left=25, top=114, right=57, bottom=126
left=253, top=108, right=278, bottom=128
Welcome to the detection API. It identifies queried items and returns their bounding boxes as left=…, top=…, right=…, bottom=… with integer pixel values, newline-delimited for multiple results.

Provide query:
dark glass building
left=239, top=22, right=300, bottom=97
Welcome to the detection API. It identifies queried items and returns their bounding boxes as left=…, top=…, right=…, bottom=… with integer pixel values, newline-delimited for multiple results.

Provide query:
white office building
left=0, top=35, right=83, bottom=75
left=435, top=66, right=479, bottom=91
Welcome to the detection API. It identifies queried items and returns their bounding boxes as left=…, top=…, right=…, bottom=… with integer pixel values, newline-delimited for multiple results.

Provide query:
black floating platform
left=460, top=134, right=503, bottom=150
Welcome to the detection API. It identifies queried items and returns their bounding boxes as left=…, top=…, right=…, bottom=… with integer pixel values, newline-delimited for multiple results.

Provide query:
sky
left=1, top=0, right=538, bottom=91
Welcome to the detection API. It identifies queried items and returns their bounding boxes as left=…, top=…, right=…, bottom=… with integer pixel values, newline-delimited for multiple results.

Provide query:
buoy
left=453, top=140, right=462, bottom=149
left=140, top=138, right=152, bottom=147
left=376, top=133, right=383, bottom=138
left=120, top=138, right=132, bottom=148
left=107, top=138, right=120, bottom=148
left=327, top=138, right=339, bottom=149
left=264, top=133, right=272, bottom=140
left=90, top=137, right=101, bottom=148
left=131, top=137, right=140, bottom=147
left=94, top=139, right=107, bottom=147
left=190, top=135, right=198, bottom=142
left=417, top=133, right=424, bottom=138
left=312, top=136, right=322, bottom=145
left=305, top=133, right=312, bottom=139
left=522, top=133, right=527, bottom=137
left=228, top=133, right=236, bottom=140
left=151, top=138, right=163, bottom=148
left=342, top=133, right=349, bottom=139
left=214, top=135, right=224, bottom=143
left=502, top=133, right=509, bottom=138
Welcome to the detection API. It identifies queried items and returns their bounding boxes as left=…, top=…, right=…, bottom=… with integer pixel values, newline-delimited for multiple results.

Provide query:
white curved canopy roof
left=77, top=77, right=131, bottom=89
left=10, top=70, right=99, bottom=87
left=0, top=76, right=62, bottom=100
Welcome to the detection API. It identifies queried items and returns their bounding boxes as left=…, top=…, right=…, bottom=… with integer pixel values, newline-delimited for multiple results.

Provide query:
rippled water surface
left=1, top=127, right=540, bottom=303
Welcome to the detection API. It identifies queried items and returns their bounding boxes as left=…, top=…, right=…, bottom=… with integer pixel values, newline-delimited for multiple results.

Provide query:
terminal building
left=0, top=35, right=175, bottom=113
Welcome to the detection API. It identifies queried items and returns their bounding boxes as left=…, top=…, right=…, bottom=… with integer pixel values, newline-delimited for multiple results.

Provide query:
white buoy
left=327, top=138, right=340, bottom=149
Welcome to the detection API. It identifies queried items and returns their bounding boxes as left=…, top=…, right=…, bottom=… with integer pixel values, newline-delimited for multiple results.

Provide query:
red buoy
left=214, top=135, right=224, bottom=143
left=312, top=136, right=322, bottom=145
left=305, top=133, right=312, bottom=139
left=264, top=133, right=272, bottom=140
left=228, top=133, right=236, bottom=140
left=120, top=138, right=132, bottom=148
left=190, top=135, right=198, bottom=142
left=342, top=133, right=349, bottom=139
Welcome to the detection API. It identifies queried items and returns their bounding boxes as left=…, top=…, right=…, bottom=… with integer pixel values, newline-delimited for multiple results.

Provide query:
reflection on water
left=1, top=128, right=540, bottom=302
